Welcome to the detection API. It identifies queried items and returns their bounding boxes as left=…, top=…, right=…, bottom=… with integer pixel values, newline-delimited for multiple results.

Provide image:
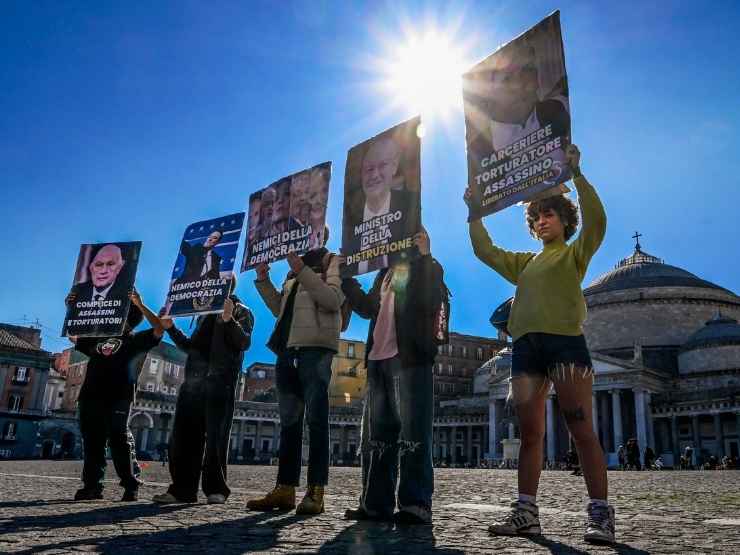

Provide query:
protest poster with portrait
left=463, top=11, right=571, bottom=220
left=62, top=241, right=142, bottom=337
left=341, top=117, right=422, bottom=277
left=241, top=162, right=331, bottom=271
left=164, top=212, right=245, bottom=318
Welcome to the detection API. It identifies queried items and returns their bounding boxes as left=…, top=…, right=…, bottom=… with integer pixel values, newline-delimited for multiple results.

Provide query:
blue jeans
left=360, top=356, right=434, bottom=516
left=275, top=347, right=333, bottom=486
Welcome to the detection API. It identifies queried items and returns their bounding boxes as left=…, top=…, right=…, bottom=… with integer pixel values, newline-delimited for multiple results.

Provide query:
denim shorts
left=511, top=332, right=593, bottom=380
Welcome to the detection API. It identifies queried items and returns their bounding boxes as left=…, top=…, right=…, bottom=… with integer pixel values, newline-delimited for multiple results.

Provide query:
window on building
left=448, top=364, right=453, bottom=376
left=447, top=344, right=454, bottom=355
left=461, top=346, right=468, bottom=358
left=150, top=358, right=159, bottom=374
left=146, top=383, right=155, bottom=392
left=8, top=394, right=23, bottom=412
left=174, top=365, right=180, bottom=378
left=347, top=343, right=355, bottom=358
left=476, top=347, right=484, bottom=361
left=15, top=367, right=28, bottom=382
left=3, top=421, right=16, bottom=439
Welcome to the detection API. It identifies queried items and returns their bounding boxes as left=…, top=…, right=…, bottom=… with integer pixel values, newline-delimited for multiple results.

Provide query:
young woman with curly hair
left=466, top=145, right=613, bottom=544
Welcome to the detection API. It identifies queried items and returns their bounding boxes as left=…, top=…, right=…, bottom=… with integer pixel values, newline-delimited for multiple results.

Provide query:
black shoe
left=393, top=506, right=432, bottom=525
left=74, top=488, right=103, bottom=501
left=121, top=489, right=138, bottom=502
left=344, top=507, right=393, bottom=522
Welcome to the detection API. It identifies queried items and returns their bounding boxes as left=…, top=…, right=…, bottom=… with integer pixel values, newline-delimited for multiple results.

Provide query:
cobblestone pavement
left=1, top=461, right=739, bottom=554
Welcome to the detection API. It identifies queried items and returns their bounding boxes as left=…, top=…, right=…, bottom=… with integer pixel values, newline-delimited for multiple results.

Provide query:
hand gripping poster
left=241, top=162, right=331, bottom=271
left=62, top=241, right=142, bottom=337
left=341, top=117, right=422, bottom=277
left=463, top=11, right=571, bottom=220
left=164, top=212, right=245, bottom=318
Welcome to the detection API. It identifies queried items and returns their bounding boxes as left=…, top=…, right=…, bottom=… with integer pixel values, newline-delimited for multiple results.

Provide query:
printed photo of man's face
left=89, top=245, right=125, bottom=289
left=204, top=230, right=222, bottom=248
left=361, top=137, right=400, bottom=200
left=487, top=43, right=539, bottom=124
left=290, top=172, right=311, bottom=225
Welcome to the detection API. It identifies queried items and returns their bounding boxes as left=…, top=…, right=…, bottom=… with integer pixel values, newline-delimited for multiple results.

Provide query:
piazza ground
left=1, top=461, right=739, bottom=554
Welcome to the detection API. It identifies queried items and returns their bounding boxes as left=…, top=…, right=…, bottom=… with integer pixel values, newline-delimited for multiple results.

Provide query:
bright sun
left=381, top=30, right=469, bottom=120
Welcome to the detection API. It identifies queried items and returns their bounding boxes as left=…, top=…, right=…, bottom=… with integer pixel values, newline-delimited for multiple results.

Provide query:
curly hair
left=526, top=195, right=579, bottom=241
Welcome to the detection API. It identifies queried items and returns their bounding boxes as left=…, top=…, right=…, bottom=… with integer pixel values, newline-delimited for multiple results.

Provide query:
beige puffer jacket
left=255, top=255, right=344, bottom=353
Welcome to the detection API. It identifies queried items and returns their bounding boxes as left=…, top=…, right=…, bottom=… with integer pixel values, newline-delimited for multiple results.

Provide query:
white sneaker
left=152, top=492, right=182, bottom=505
left=207, top=494, right=226, bottom=504
left=584, top=502, right=615, bottom=544
left=488, top=501, right=541, bottom=536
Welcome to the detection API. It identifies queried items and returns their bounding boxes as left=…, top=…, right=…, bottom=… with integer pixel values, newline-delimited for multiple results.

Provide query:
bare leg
left=512, top=376, right=549, bottom=497
left=551, top=368, right=607, bottom=500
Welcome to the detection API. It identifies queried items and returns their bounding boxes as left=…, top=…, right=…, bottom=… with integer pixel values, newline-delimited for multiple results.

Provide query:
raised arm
left=468, top=219, right=534, bottom=285
left=254, top=263, right=282, bottom=317
left=565, top=145, right=607, bottom=277
left=219, top=299, right=254, bottom=352
left=341, top=275, right=381, bottom=320
left=129, top=290, right=164, bottom=338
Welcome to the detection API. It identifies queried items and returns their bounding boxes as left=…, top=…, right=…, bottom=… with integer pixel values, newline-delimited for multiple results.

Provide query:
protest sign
left=165, top=213, right=245, bottom=318
left=463, top=11, right=571, bottom=220
left=62, top=242, right=141, bottom=337
left=341, top=117, right=421, bottom=277
left=241, top=162, right=331, bottom=271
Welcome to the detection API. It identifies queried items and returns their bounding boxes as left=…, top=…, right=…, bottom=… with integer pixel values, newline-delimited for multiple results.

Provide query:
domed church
left=487, top=235, right=740, bottom=467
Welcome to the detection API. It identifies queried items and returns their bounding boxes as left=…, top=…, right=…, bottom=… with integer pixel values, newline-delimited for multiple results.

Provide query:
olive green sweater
left=469, top=175, right=606, bottom=341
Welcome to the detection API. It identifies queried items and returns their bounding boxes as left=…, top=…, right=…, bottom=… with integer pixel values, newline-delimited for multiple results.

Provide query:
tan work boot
left=246, top=484, right=296, bottom=511
left=296, top=485, right=325, bottom=515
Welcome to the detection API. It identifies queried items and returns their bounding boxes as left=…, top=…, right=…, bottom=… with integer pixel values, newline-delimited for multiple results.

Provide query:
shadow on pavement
left=526, top=535, right=650, bottom=555
left=317, top=520, right=466, bottom=555
left=11, top=510, right=304, bottom=555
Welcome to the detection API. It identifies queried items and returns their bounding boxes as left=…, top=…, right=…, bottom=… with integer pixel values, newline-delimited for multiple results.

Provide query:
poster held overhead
left=341, top=116, right=422, bottom=277
left=164, top=212, right=245, bottom=318
left=241, top=161, right=331, bottom=271
left=463, top=11, right=571, bottom=221
left=62, top=241, right=142, bottom=338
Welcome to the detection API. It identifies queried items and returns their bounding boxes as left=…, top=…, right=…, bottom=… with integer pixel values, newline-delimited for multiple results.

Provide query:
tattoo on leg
left=563, top=406, right=586, bottom=422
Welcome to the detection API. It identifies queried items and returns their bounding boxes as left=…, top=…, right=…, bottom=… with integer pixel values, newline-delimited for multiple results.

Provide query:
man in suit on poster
left=343, top=136, right=419, bottom=276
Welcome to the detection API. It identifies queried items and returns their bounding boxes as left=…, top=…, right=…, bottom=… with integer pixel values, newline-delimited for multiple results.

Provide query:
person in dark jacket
left=152, top=276, right=254, bottom=505
left=66, top=289, right=163, bottom=502
left=341, top=227, right=444, bottom=524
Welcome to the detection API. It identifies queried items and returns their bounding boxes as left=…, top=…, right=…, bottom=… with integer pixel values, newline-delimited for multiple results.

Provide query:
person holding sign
left=247, top=233, right=343, bottom=515
left=341, top=227, right=444, bottom=525
left=66, top=289, right=163, bottom=502
left=153, top=276, right=254, bottom=505
left=466, top=145, right=614, bottom=544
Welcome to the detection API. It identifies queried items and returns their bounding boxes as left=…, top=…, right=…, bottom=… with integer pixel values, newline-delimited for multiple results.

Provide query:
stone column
left=592, top=391, right=599, bottom=436
left=546, top=396, right=556, bottom=463
left=466, top=425, right=473, bottom=464
left=670, top=416, right=679, bottom=459
left=611, top=390, right=623, bottom=452
left=600, top=393, right=610, bottom=451
left=272, top=421, right=279, bottom=455
left=634, top=389, right=648, bottom=455
left=450, top=426, right=457, bottom=464
left=508, top=422, right=516, bottom=440
left=488, top=399, right=498, bottom=460
left=255, top=420, right=263, bottom=456
left=691, top=415, right=701, bottom=464
left=645, top=391, right=655, bottom=449
left=140, top=428, right=150, bottom=452
left=713, top=414, right=724, bottom=457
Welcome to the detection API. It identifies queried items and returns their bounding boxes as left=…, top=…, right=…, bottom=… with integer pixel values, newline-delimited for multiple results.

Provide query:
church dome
left=584, top=247, right=732, bottom=296
left=681, top=313, right=740, bottom=352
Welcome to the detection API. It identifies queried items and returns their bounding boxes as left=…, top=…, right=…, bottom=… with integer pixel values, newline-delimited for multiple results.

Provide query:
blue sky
left=2, top=1, right=739, bottom=364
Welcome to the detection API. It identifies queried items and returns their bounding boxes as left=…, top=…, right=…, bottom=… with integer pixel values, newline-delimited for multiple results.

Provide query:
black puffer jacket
left=166, top=295, right=254, bottom=386
left=342, top=254, right=443, bottom=368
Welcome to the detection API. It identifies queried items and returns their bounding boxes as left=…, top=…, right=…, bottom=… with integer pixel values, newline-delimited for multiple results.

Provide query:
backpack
left=432, top=281, right=451, bottom=346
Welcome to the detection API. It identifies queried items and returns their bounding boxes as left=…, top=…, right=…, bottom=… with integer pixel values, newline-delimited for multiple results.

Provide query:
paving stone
left=1, top=461, right=739, bottom=553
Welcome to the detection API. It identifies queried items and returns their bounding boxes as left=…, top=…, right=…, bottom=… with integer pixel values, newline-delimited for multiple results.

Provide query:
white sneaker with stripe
left=488, top=500, right=542, bottom=536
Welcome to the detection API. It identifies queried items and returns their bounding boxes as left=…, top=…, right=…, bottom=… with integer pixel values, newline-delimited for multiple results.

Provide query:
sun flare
left=381, top=30, right=469, bottom=120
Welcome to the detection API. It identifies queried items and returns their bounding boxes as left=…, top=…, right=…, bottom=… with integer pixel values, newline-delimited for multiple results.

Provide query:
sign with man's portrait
left=241, top=161, right=331, bottom=271
left=62, top=241, right=142, bottom=337
left=164, top=212, right=245, bottom=318
left=341, top=117, right=422, bottom=277
left=463, top=11, right=571, bottom=220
